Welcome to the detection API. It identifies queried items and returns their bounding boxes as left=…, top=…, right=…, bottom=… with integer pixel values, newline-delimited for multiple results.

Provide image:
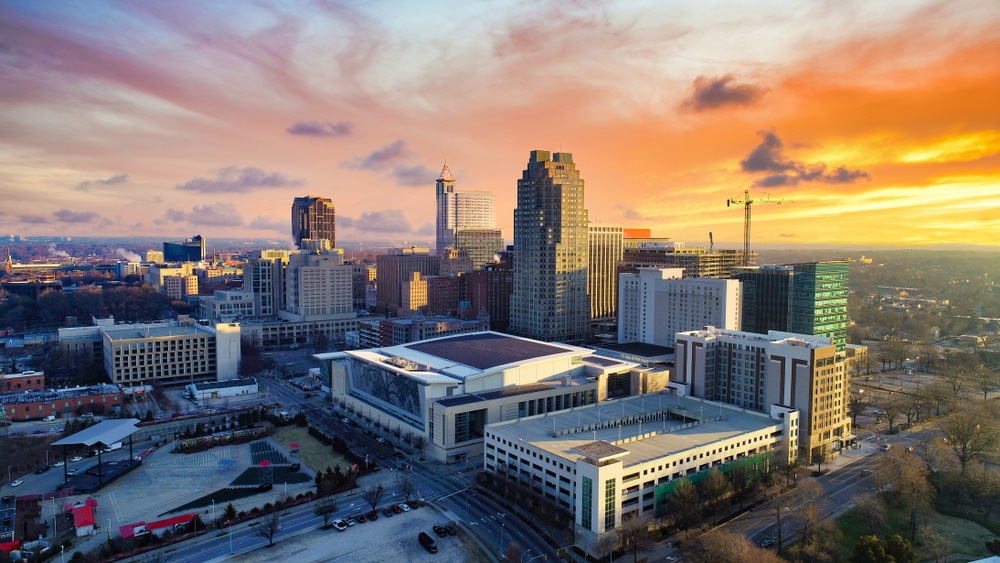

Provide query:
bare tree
left=919, top=524, right=948, bottom=563
left=972, top=363, right=999, bottom=400
left=939, top=406, right=1000, bottom=474
left=617, top=514, right=653, bottom=563
left=255, top=511, right=281, bottom=547
left=879, top=394, right=905, bottom=433
left=847, top=390, right=870, bottom=429
left=398, top=474, right=417, bottom=502
left=968, top=463, right=1000, bottom=521
left=687, top=530, right=784, bottom=563
left=921, top=380, right=953, bottom=417
left=412, top=434, right=428, bottom=452
left=503, top=541, right=522, bottom=562
left=701, top=468, right=729, bottom=525
left=362, top=483, right=386, bottom=511
left=853, top=493, right=887, bottom=535
left=314, top=497, right=337, bottom=529
left=775, top=454, right=799, bottom=489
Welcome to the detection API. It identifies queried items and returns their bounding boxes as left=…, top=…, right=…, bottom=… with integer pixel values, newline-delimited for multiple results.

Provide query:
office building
left=454, top=229, right=503, bottom=270
left=291, top=196, right=336, bottom=249
left=145, top=250, right=164, bottom=263
left=439, top=247, right=474, bottom=277
left=734, top=261, right=848, bottom=352
left=617, top=268, right=741, bottom=347
left=162, top=274, right=199, bottom=300
left=588, top=223, right=623, bottom=322
left=279, top=249, right=354, bottom=322
left=350, top=262, right=376, bottom=311
left=484, top=393, right=797, bottom=557
left=674, top=327, right=849, bottom=463
left=461, top=265, right=513, bottom=333
left=511, top=150, right=589, bottom=344
left=356, top=315, right=490, bottom=348
left=199, top=290, right=256, bottom=323
left=162, top=235, right=205, bottom=262
left=245, top=253, right=290, bottom=317
left=375, top=248, right=440, bottom=317
left=435, top=164, right=499, bottom=258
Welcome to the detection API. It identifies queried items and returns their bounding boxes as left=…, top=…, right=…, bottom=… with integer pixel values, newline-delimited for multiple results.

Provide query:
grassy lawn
left=835, top=505, right=997, bottom=561
left=273, top=425, right=353, bottom=475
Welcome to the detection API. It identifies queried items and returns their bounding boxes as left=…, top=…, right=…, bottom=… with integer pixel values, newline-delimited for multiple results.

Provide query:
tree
left=617, top=514, right=652, bottom=563
left=398, top=474, right=417, bottom=502
left=314, top=497, right=337, bottom=529
left=361, top=483, right=386, bottom=511
left=885, top=534, right=918, bottom=563
left=813, top=443, right=830, bottom=473
left=254, top=511, right=281, bottom=547
left=729, top=463, right=759, bottom=510
left=939, top=406, right=1000, bottom=473
left=700, top=468, right=729, bottom=525
left=775, top=454, right=799, bottom=489
left=412, top=435, right=428, bottom=452
left=786, top=480, right=841, bottom=562
left=972, top=362, right=999, bottom=400
left=503, top=541, right=522, bottom=562
left=853, top=493, right=887, bottom=535
left=224, top=502, right=238, bottom=523
left=850, top=535, right=891, bottom=563
left=666, top=478, right=700, bottom=536
left=687, top=530, right=784, bottom=563
left=847, top=390, right=870, bottom=429
left=879, top=394, right=905, bottom=433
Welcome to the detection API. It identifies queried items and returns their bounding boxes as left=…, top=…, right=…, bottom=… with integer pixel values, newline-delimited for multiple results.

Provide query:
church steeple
left=3, top=248, right=13, bottom=275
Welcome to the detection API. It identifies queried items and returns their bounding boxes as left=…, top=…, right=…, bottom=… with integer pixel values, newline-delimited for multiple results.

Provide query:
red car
left=366, top=510, right=378, bottom=521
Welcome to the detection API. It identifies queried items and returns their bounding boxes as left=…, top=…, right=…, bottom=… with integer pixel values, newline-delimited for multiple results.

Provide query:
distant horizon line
left=4, top=235, right=999, bottom=253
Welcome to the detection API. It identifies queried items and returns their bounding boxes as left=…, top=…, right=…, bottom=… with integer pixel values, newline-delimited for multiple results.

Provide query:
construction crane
left=727, top=189, right=791, bottom=266
left=709, top=232, right=714, bottom=253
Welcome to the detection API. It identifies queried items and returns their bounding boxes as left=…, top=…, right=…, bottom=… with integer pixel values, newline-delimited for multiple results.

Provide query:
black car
left=35, top=465, right=50, bottom=474
left=758, top=537, right=776, bottom=548
left=445, top=525, right=457, bottom=536
left=433, top=524, right=448, bottom=537
left=382, top=508, right=394, bottom=518
left=418, top=531, right=438, bottom=554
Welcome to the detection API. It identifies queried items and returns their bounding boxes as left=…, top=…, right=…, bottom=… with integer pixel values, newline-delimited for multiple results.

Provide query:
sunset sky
left=2, top=0, right=999, bottom=249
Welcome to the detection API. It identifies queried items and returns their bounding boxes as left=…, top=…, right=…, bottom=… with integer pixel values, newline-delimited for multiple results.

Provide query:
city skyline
left=2, top=1, right=999, bottom=248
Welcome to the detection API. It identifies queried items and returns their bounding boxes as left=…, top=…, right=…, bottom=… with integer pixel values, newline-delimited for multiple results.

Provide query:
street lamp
left=465, top=492, right=476, bottom=523
left=499, top=522, right=506, bottom=560
left=211, top=500, right=215, bottom=526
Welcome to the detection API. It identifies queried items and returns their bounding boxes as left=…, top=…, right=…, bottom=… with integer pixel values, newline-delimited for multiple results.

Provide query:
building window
left=604, top=478, right=617, bottom=531
left=581, top=477, right=593, bottom=529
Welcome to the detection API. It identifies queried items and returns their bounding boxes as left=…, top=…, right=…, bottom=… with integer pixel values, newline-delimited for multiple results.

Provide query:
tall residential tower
left=510, top=150, right=589, bottom=343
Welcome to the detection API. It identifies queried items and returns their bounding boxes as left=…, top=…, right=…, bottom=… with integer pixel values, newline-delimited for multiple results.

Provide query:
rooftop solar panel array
left=406, top=332, right=570, bottom=370
left=436, top=383, right=554, bottom=407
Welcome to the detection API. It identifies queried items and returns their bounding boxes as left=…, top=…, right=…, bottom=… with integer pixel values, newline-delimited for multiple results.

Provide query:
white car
left=399, top=503, right=411, bottom=512
left=70, top=456, right=83, bottom=462
left=9, top=480, right=23, bottom=487
left=332, top=519, right=348, bottom=532
left=52, top=461, right=65, bottom=467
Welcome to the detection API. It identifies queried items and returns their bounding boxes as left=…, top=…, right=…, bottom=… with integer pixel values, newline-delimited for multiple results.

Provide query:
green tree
left=666, top=478, right=700, bottom=536
left=885, top=534, right=918, bottom=563
left=850, top=535, right=893, bottom=563
left=701, top=468, right=729, bottom=525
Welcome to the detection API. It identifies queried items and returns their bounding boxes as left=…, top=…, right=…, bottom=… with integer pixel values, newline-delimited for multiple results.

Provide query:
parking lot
left=231, top=503, right=483, bottom=563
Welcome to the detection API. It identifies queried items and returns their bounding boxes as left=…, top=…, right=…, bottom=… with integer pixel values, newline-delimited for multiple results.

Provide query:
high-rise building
left=734, top=261, right=848, bottom=352
left=279, top=249, right=354, bottom=322
left=461, top=265, right=513, bottom=333
left=510, top=150, right=589, bottom=343
left=163, top=234, right=205, bottom=262
left=617, top=268, right=741, bottom=347
left=588, top=223, right=623, bottom=322
left=675, top=327, right=849, bottom=463
left=435, top=164, right=501, bottom=261
left=245, top=251, right=292, bottom=317
left=291, top=196, right=336, bottom=249
left=375, top=248, right=440, bottom=317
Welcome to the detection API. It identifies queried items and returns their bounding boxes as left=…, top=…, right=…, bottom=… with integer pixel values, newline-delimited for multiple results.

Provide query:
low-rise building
left=0, top=384, right=122, bottom=420
left=0, top=371, right=45, bottom=393
left=484, top=393, right=797, bottom=557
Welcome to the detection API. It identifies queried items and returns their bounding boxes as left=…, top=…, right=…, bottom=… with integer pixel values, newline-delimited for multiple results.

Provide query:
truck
left=103, top=442, right=123, bottom=453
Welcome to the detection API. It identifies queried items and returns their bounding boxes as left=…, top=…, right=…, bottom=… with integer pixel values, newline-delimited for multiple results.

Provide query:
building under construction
left=619, top=239, right=755, bottom=279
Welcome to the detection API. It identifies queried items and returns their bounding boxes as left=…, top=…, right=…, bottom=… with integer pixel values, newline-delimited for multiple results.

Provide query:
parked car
left=418, top=531, right=438, bottom=554
left=345, top=516, right=357, bottom=526
left=332, top=519, right=348, bottom=532
left=391, top=505, right=403, bottom=514
left=382, top=508, right=394, bottom=518
left=366, top=511, right=378, bottom=521
left=399, top=503, right=411, bottom=512
left=445, top=524, right=457, bottom=536
left=433, top=524, right=448, bottom=537
left=355, top=514, right=366, bottom=523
